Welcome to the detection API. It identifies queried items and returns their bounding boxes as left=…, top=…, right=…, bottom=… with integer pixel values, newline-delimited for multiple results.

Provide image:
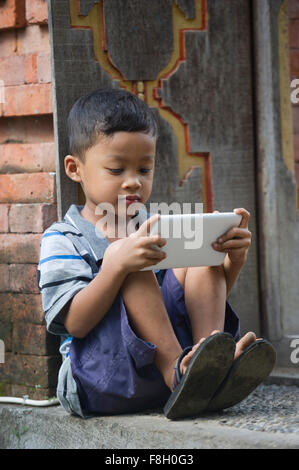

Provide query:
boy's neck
left=80, top=204, right=98, bottom=226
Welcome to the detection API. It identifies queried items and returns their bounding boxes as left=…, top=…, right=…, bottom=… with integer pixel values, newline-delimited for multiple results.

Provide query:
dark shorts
left=70, top=269, right=240, bottom=417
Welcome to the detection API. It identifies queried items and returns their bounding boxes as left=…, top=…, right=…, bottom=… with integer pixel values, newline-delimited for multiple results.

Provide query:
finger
left=145, top=248, right=166, bottom=260
left=141, top=234, right=166, bottom=247
left=233, top=208, right=250, bottom=229
left=140, top=249, right=166, bottom=265
left=157, top=237, right=167, bottom=247
left=216, top=227, right=251, bottom=244
left=136, top=213, right=160, bottom=237
left=213, top=238, right=251, bottom=251
left=147, top=235, right=167, bottom=247
left=142, top=255, right=166, bottom=268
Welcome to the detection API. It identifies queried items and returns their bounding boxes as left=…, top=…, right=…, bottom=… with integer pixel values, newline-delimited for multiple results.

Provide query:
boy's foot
left=164, top=331, right=235, bottom=419
left=174, top=330, right=221, bottom=383
left=174, top=330, right=258, bottom=380
left=206, top=338, right=276, bottom=412
left=188, top=331, right=258, bottom=368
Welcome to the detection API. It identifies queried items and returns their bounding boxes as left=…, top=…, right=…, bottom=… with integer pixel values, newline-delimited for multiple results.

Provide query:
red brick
left=0, top=30, right=17, bottom=57
left=288, top=0, right=299, bottom=19
left=0, top=173, right=56, bottom=204
left=16, top=24, right=50, bottom=55
left=0, top=115, right=54, bottom=144
left=1, top=352, right=61, bottom=387
left=0, top=383, right=12, bottom=396
left=0, top=320, right=12, bottom=351
left=1, top=83, right=53, bottom=117
left=11, top=384, right=57, bottom=400
left=290, top=49, right=299, bottom=78
left=20, top=51, right=52, bottom=84
left=24, top=53, right=37, bottom=84
left=293, top=134, right=299, bottom=162
left=8, top=264, right=40, bottom=293
left=0, top=55, right=25, bottom=86
left=13, top=323, right=59, bottom=355
left=0, top=233, right=41, bottom=263
left=26, top=0, right=48, bottom=25
left=0, top=0, right=26, bottom=30
left=0, top=264, right=10, bottom=292
left=0, top=293, right=45, bottom=324
left=37, top=52, right=51, bottom=83
left=289, top=19, right=299, bottom=48
left=9, top=203, right=57, bottom=233
left=0, top=204, right=10, bottom=232
left=0, top=142, right=55, bottom=173
left=292, top=106, right=299, bottom=134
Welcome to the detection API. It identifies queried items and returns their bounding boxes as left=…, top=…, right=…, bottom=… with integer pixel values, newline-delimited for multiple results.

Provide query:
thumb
left=136, top=213, right=160, bottom=237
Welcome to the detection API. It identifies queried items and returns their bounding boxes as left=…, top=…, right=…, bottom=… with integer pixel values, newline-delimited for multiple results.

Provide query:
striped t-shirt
left=37, top=204, right=165, bottom=417
left=37, top=204, right=151, bottom=338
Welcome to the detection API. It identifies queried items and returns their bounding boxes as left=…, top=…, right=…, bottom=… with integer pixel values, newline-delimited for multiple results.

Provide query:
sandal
left=163, top=332, right=236, bottom=419
left=206, top=339, right=276, bottom=412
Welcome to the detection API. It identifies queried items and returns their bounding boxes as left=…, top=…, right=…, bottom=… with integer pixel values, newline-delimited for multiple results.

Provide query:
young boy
left=38, top=88, right=276, bottom=419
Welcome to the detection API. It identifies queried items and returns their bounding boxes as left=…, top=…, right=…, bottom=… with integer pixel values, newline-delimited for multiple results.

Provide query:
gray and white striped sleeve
left=37, top=230, right=94, bottom=335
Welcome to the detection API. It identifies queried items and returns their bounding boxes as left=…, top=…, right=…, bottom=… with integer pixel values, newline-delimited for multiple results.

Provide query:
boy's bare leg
left=120, top=270, right=205, bottom=390
left=173, top=266, right=258, bottom=359
left=174, top=266, right=227, bottom=343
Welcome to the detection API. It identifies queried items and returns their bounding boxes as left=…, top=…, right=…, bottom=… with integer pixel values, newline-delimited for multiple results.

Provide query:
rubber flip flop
left=206, top=339, right=276, bottom=412
left=163, top=332, right=236, bottom=420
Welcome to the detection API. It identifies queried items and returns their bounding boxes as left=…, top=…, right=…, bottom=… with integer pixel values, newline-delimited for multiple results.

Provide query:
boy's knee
left=121, top=269, right=158, bottom=292
left=172, top=267, right=187, bottom=289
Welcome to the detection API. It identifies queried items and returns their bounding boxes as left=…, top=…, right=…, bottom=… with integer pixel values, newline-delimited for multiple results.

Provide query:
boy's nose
left=122, top=176, right=142, bottom=190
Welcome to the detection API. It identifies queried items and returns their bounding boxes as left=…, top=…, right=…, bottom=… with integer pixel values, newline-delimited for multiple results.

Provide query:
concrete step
left=0, top=383, right=299, bottom=449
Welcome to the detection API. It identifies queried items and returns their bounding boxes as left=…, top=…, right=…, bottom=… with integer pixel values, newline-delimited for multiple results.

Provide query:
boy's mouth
left=125, top=195, right=141, bottom=205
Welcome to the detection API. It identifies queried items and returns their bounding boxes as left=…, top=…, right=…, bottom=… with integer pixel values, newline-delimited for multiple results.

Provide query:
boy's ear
left=64, top=155, right=82, bottom=182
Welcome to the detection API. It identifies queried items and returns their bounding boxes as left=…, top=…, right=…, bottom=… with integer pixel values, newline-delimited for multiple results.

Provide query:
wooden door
left=48, top=0, right=260, bottom=335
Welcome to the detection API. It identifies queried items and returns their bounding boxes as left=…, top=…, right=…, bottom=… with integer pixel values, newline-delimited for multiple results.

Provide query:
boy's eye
left=107, top=168, right=152, bottom=175
left=107, top=168, right=123, bottom=174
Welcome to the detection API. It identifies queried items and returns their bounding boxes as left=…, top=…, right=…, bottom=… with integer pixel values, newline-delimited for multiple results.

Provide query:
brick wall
left=0, top=0, right=60, bottom=399
left=288, top=0, right=299, bottom=202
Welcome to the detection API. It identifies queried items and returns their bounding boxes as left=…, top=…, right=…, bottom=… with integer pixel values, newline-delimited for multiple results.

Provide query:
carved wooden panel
left=104, top=0, right=174, bottom=80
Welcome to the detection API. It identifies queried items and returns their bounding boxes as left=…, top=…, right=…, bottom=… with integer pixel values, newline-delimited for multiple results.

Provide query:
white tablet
left=142, top=212, right=242, bottom=270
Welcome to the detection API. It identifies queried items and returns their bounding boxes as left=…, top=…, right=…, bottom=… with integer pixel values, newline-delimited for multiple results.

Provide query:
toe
left=211, top=329, right=220, bottom=335
left=234, top=331, right=257, bottom=359
left=180, top=339, right=204, bottom=375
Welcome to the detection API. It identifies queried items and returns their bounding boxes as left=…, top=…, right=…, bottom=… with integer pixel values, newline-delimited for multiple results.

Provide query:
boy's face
left=65, top=131, right=156, bottom=224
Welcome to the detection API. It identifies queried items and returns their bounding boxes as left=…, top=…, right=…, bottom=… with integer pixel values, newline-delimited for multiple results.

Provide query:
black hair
left=67, top=88, right=158, bottom=161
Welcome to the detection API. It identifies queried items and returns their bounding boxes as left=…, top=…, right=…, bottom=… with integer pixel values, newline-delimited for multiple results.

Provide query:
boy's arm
left=62, top=262, right=127, bottom=338
left=38, top=228, right=127, bottom=339
left=212, top=208, right=251, bottom=296
left=62, top=214, right=166, bottom=338
left=222, top=257, right=245, bottom=296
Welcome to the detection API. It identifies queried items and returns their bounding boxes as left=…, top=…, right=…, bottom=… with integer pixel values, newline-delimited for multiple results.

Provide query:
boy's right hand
left=101, top=214, right=167, bottom=275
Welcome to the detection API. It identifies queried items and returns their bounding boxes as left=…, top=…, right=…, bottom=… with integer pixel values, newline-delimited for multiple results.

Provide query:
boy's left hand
left=212, top=208, right=252, bottom=266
